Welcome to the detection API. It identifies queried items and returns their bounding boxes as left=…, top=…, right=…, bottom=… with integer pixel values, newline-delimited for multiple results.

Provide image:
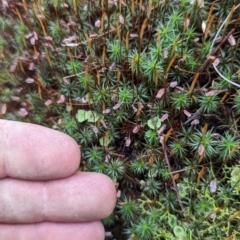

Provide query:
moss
left=1, top=0, right=240, bottom=239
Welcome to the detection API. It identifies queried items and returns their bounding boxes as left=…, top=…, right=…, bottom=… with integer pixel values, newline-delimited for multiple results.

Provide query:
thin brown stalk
left=160, top=136, right=189, bottom=223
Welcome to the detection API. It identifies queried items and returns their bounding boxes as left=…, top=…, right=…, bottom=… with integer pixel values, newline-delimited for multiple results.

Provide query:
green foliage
left=107, top=39, right=125, bottom=62
left=194, top=198, right=213, bottom=215
left=169, top=139, right=187, bottom=159
left=173, top=225, right=186, bottom=238
left=1, top=0, right=240, bottom=239
left=128, top=50, right=145, bottom=75
left=147, top=117, right=161, bottom=129
left=76, top=110, right=100, bottom=123
left=77, top=127, right=94, bottom=147
left=230, top=166, right=240, bottom=194
left=129, top=159, right=148, bottom=175
left=144, top=129, right=158, bottom=145
left=199, top=94, right=220, bottom=113
left=135, top=218, right=156, bottom=239
left=105, top=159, right=125, bottom=181
left=117, top=196, right=137, bottom=223
left=217, top=133, right=240, bottom=160
left=48, top=22, right=65, bottom=42
left=102, top=213, right=115, bottom=228
left=78, top=73, right=94, bottom=90
left=171, top=91, right=190, bottom=110
left=60, top=81, right=80, bottom=98
left=141, top=178, right=161, bottom=197
left=118, top=84, right=134, bottom=103
left=66, top=60, right=83, bottom=75
left=233, top=90, right=240, bottom=115
left=85, top=146, right=104, bottom=164
left=190, top=129, right=216, bottom=158
left=142, top=56, right=162, bottom=82
left=63, top=117, right=77, bottom=136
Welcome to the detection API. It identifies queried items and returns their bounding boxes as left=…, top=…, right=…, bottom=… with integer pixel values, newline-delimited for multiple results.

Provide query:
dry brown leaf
left=149, top=155, right=154, bottom=165
left=229, top=211, right=240, bottom=221
left=173, top=173, right=180, bottom=180
left=184, top=18, right=190, bottom=28
left=197, top=167, right=205, bottom=183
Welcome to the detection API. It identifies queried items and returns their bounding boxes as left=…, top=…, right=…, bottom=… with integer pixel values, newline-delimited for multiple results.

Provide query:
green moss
left=1, top=1, right=240, bottom=239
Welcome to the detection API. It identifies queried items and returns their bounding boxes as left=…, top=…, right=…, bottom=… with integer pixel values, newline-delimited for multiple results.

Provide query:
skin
left=0, top=120, right=117, bottom=239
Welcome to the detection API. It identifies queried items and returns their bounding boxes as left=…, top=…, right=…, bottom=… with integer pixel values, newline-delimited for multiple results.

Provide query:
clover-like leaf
left=99, top=135, right=110, bottom=147
left=173, top=226, right=186, bottom=237
left=147, top=117, right=161, bottom=129
left=168, top=215, right=177, bottom=229
left=76, top=110, right=99, bottom=123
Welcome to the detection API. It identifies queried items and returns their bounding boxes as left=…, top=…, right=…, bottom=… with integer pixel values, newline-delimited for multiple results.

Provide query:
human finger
left=0, top=221, right=105, bottom=240
left=0, top=120, right=80, bottom=180
left=0, top=172, right=116, bottom=223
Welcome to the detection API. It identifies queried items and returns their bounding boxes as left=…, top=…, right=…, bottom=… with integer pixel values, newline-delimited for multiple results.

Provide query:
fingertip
left=0, top=172, right=116, bottom=224
left=38, top=221, right=105, bottom=240
left=0, top=120, right=81, bottom=180
left=81, top=172, right=117, bottom=220
left=97, top=173, right=117, bottom=218
left=89, top=221, right=105, bottom=240
left=60, top=132, right=81, bottom=175
left=0, top=221, right=105, bottom=240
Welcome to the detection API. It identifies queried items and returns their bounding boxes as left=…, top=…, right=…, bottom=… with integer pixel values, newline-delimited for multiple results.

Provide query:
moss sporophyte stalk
left=1, top=0, right=240, bottom=239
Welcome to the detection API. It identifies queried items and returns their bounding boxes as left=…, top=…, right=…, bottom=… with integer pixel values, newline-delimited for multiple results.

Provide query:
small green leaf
left=173, top=226, right=186, bottom=237
left=147, top=117, right=161, bottom=129
left=76, top=110, right=99, bottom=123
left=99, top=136, right=110, bottom=147
left=231, top=167, right=240, bottom=180
left=66, top=105, right=72, bottom=112
left=230, top=166, right=240, bottom=194
left=168, top=215, right=177, bottom=229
